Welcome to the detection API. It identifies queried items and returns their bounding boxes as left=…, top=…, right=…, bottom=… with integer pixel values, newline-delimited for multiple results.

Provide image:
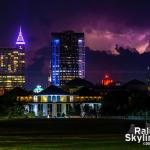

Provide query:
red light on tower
left=105, top=74, right=109, bottom=78
left=101, top=74, right=113, bottom=86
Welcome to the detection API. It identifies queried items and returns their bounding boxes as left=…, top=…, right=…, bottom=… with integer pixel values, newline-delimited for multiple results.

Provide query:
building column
left=52, top=103, right=57, bottom=117
left=43, top=103, right=48, bottom=117
left=61, top=103, right=66, bottom=116
left=80, top=103, right=84, bottom=117
left=34, top=103, right=38, bottom=116
left=25, top=105, right=29, bottom=113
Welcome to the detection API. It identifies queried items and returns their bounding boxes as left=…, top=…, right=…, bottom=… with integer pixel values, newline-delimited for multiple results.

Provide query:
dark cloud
left=1, top=0, right=150, bottom=54
left=86, top=47, right=150, bottom=85
left=26, top=46, right=50, bottom=89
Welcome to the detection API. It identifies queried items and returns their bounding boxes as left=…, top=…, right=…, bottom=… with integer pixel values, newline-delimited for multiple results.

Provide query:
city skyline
left=1, top=27, right=150, bottom=90
left=0, top=0, right=150, bottom=89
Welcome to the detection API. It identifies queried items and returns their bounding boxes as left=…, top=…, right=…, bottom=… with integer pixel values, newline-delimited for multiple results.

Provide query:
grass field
left=0, top=118, right=148, bottom=150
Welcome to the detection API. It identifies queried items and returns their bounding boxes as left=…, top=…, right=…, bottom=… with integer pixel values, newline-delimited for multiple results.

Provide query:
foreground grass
left=0, top=118, right=148, bottom=150
left=0, top=135, right=147, bottom=150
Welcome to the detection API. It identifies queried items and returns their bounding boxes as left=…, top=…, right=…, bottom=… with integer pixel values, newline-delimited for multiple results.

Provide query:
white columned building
left=28, top=85, right=72, bottom=118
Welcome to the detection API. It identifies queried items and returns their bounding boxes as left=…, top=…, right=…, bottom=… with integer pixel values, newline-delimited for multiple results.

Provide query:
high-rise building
left=146, top=66, right=150, bottom=92
left=0, top=27, right=25, bottom=93
left=49, top=31, right=85, bottom=86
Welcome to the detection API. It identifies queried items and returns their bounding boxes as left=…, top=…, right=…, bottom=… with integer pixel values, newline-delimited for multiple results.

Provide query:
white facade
left=25, top=94, right=72, bottom=117
left=27, top=102, right=71, bottom=118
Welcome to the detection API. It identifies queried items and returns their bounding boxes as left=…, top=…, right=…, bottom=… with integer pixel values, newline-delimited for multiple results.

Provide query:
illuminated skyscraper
left=146, top=66, right=150, bottom=92
left=0, top=27, right=25, bottom=93
left=49, top=31, right=85, bottom=86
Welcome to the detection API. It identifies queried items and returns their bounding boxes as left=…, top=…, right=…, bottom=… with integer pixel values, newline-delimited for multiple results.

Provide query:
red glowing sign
left=101, top=74, right=113, bottom=86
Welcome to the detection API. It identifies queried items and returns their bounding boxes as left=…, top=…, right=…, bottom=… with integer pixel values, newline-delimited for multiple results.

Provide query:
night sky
left=0, top=0, right=150, bottom=89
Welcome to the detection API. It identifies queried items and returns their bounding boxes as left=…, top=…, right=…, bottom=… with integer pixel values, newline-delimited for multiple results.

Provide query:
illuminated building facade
left=0, top=27, right=25, bottom=93
left=49, top=31, right=85, bottom=86
left=17, top=85, right=102, bottom=118
left=19, top=85, right=74, bottom=117
left=146, top=66, right=150, bottom=92
left=101, top=74, right=113, bottom=86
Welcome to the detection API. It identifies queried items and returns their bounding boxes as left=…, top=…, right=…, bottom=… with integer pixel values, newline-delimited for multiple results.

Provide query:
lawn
left=0, top=118, right=148, bottom=150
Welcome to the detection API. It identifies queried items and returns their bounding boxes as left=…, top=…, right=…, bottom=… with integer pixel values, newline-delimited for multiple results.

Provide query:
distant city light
left=33, top=85, right=44, bottom=93
left=101, top=74, right=113, bottom=86
left=53, top=39, right=60, bottom=45
left=16, top=26, right=25, bottom=45
left=105, top=74, right=109, bottom=78
left=78, top=39, right=83, bottom=43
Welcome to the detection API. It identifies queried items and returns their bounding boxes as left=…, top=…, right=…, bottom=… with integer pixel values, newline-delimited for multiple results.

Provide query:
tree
left=101, top=89, right=150, bottom=116
left=0, top=94, right=25, bottom=118
left=101, top=90, right=129, bottom=116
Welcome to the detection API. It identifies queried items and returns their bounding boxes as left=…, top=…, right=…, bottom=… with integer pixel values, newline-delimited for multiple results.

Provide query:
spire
left=16, top=26, right=25, bottom=45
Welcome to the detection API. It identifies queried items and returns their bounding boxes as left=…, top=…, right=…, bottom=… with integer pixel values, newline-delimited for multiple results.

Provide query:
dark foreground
left=0, top=118, right=148, bottom=150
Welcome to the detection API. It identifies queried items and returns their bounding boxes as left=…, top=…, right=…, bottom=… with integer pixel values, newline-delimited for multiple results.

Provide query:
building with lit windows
left=32, top=85, right=73, bottom=117
left=17, top=85, right=74, bottom=117
left=101, top=74, right=113, bottom=86
left=15, top=84, right=102, bottom=118
left=0, top=27, right=25, bottom=94
left=146, top=66, right=150, bottom=92
left=49, top=31, right=85, bottom=86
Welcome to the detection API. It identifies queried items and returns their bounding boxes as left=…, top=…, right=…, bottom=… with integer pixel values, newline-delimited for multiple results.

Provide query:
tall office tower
left=0, top=27, right=25, bottom=93
left=146, top=66, right=150, bottom=92
left=49, top=31, right=85, bottom=86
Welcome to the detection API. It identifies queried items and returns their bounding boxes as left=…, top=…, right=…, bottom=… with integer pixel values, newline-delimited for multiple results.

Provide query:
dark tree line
left=101, top=90, right=150, bottom=116
left=0, top=94, right=25, bottom=118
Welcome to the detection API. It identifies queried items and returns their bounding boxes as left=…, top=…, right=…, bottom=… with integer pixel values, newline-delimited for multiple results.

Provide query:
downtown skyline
left=0, top=0, right=150, bottom=89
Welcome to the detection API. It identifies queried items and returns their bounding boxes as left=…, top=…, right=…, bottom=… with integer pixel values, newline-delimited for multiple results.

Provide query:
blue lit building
left=49, top=31, right=85, bottom=86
